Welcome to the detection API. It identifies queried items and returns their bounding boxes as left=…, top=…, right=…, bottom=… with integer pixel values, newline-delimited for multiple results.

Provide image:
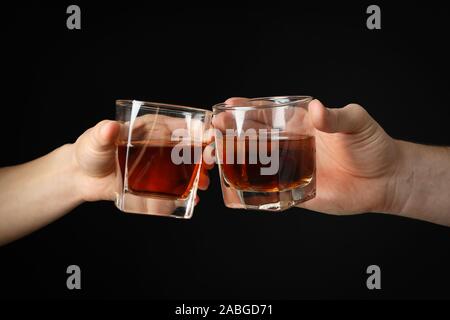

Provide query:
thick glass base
left=220, top=178, right=316, bottom=212
left=115, top=188, right=196, bottom=219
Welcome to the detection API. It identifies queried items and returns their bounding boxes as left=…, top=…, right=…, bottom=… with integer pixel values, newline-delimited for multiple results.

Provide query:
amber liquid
left=219, top=135, right=315, bottom=192
left=117, top=141, right=203, bottom=199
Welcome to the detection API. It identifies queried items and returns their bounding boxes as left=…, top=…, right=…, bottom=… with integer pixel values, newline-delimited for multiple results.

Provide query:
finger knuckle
left=347, top=103, right=369, bottom=119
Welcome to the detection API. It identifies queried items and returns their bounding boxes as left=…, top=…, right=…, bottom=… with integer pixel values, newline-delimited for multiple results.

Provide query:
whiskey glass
left=212, top=96, right=316, bottom=211
left=115, top=100, right=212, bottom=218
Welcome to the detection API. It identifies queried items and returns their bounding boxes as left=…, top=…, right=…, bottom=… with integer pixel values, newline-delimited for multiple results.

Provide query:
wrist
left=382, top=140, right=416, bottom=216
left=54, top=143, right=86, bottom=207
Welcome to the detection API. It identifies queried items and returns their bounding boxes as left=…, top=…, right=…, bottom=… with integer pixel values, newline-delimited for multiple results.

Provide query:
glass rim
left=116, top=99, right=212, bottom=115
left=212, top=95, right=313, bottom=111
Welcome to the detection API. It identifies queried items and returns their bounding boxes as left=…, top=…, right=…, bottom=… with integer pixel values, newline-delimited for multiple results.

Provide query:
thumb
left=75, top=120, right=121, bottom=178
left=309, top=99, right=372, bottom=134
left=88, top=120, right=121, bottom=152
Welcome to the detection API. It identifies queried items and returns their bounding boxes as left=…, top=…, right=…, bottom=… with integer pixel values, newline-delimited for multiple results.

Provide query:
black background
left=0, top=1, right=449, bottom=300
